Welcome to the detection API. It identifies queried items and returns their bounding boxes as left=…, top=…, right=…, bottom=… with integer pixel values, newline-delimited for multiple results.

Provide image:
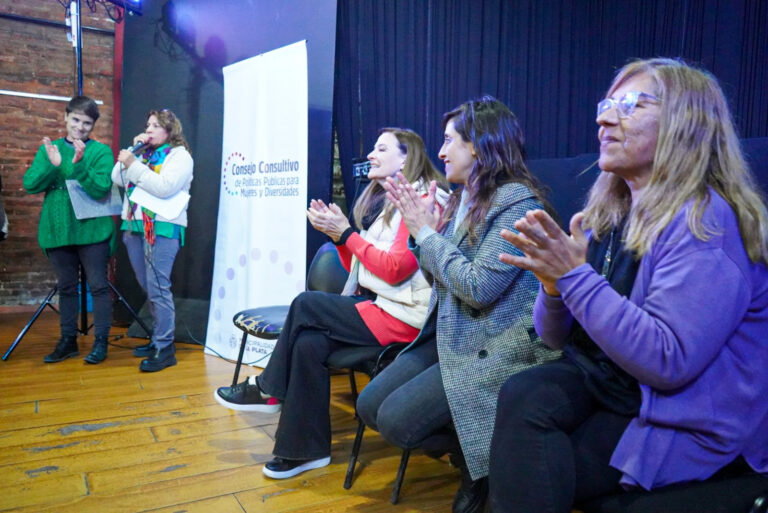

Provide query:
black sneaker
left=214, top=375, right=281, bottom=413
left=262, top=456, right=331, bottom=479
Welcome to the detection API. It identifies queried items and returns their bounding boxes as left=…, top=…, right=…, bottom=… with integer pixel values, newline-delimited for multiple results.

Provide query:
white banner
left=205, top=41, right=308, bottom=367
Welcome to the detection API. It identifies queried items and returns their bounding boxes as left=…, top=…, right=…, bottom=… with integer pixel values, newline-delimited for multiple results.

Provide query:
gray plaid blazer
left=407, top=182, right=561, bottom=480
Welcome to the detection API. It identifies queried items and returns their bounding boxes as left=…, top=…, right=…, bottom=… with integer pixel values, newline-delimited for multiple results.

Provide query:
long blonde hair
left=582, top=58, right=768, bottom=264
left=353, top=128, right=447, bottom=229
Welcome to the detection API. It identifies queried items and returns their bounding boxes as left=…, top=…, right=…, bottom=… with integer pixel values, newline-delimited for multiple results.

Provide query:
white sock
left=246, top=375, right=272, bottom=398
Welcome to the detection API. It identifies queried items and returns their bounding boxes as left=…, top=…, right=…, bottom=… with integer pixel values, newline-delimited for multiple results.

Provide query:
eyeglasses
left=597, top=91, right=660, bottom=118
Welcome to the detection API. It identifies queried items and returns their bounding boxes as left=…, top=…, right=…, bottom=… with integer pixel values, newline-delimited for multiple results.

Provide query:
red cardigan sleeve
left=343, top=218, right=419, bottom=284
left=336, top=243, right=353, bottom=272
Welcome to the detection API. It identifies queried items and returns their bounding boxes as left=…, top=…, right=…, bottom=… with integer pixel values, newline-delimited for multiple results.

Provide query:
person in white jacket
left=112, top=109, right=193, bottom=372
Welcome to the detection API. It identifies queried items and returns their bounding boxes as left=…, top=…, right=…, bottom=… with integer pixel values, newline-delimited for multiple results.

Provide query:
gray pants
left=123, top=232, right=180, bottom=349
left=356, top=339, right=452, bottom=449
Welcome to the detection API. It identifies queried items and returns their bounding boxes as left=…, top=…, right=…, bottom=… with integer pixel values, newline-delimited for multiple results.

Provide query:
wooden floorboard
left=0, top=311, right=458, bottom=512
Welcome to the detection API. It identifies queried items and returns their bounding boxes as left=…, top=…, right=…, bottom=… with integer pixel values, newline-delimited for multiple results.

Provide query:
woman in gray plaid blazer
left=357, top=96, right=561, bottom=513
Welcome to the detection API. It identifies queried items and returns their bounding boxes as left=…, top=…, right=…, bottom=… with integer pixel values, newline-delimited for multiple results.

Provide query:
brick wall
left=0, top=0, right=116, bottom=306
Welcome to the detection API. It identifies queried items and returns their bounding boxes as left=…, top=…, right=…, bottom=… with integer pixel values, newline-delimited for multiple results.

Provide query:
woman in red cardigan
left=215, top=127, right=448, bottom=479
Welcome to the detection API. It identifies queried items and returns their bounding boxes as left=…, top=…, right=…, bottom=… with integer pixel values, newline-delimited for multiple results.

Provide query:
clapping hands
left=499, top=210, right=588, bottom=296
left=72, top=139, right=86, bottom=163
left=42, top=137, right=62, bottom=166
left=42, top=137, right=87, bottom=166
left=306, top=199, right=351, bottom=242
left=383, top=172, right=439, bottom=237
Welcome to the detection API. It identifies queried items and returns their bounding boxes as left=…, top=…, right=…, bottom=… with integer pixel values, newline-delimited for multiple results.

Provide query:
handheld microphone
left=127, top=140, right=149, bottom=154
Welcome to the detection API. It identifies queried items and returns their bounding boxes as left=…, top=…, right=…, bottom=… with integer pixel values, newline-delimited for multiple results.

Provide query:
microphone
left=126, top=140, right=149, bottom=154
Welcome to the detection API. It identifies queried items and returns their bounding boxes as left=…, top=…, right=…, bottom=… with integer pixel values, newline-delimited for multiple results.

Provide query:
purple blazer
left=534, top=189, right=768, bottom=490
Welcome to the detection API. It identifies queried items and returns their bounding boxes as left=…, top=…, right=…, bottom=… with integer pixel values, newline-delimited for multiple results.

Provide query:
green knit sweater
left=23, top=138, right=115, bottom=251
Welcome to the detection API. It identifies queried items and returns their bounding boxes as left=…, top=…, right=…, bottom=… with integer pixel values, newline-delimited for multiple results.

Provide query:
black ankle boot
left=84, top=336, right=109, bottom=364
left=132, top=341, right=155, bottom=357
left=450, top=453, right=488, bottom=513
left=139, top=344, right=177, bottom=372
left=44, top=335, right=79, bottom=363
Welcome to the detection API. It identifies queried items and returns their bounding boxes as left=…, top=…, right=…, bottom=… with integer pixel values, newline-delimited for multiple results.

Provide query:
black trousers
left=488, top=358, right=632, bottom=513
left=47, top=241, right=112, bottom=338
left=258, top=291, right=383, bottom=460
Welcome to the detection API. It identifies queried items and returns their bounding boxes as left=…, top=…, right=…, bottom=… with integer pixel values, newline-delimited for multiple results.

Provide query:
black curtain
left=333, top=0, right=768, bottom=210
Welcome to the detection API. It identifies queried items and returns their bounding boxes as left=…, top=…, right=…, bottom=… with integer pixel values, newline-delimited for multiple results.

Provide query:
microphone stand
left=3, top=1, right=151, bottom=361
left=2, top=266, right=152, bottom=361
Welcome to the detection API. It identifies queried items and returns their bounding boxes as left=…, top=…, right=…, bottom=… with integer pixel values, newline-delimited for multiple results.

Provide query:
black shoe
left=84, top=336, right=108, bottom=364
left=44, top=335, right=79, bottom=363
left=132, top=342, right=155, bottom=357
left=451, top=454, right=488, bottom=513
left=214, top=375, right=282, bottom=413
left=139, top=344, right=177, bottom=372
left=262, top=456, right=331, bottom=479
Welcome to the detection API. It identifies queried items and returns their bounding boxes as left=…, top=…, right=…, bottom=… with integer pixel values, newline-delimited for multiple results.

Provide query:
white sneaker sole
left=262, top=456, right=331, bottom=479
left=213, top=390, right=282, bottom=413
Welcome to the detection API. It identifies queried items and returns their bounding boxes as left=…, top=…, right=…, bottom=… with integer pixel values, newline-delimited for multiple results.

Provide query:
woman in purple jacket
left=487, top=58, right=768, bottom=512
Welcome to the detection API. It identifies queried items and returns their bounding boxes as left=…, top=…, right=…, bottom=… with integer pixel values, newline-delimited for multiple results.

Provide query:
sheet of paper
left=128, top=187, right=190, bottom=220
left=65, top=180, right=123, bottom=219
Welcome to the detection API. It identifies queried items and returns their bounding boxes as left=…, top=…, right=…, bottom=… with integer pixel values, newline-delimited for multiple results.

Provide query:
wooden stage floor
left=0, top=311, right=458, bottom=512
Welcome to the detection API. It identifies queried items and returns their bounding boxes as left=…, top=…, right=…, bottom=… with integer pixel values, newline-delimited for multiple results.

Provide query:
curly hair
left=147, top=109, right=190, bottom=151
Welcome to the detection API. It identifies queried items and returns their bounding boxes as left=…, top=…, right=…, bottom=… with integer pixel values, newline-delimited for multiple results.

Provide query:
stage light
left=104, top=0, right=142, bottom=16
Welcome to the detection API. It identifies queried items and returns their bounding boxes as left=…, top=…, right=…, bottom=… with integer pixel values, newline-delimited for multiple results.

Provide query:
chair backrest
left=306, top=241, right=349, bottom=294
left=527, top=137, right=768, bottom=230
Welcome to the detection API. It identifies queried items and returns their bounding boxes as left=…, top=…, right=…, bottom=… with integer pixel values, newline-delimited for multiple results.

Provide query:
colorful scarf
left=127, top=144, right=171, bottom=245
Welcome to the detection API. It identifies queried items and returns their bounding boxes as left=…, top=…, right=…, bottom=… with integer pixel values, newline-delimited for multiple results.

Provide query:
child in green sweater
left=23, top=95, right=115, bottom=364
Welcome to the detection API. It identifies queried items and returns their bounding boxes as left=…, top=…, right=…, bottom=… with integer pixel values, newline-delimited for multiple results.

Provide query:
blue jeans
left=356, top=339, right=452, bottom=449
left=123, top=232, right=180, bottom=350
left=47, top=240, right=112, bottom=338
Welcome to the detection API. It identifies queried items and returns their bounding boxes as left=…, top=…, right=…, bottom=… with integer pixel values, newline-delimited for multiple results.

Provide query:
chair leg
left=390, top=448, right=410, bottom=504
left=344, top=419, right=367, bottom=489
left=231, top=331, right=249, bottom=386
left=348, top=369, right=359, bottom=403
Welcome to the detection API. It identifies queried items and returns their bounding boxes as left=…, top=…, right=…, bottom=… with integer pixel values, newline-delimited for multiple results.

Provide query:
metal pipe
left=0, top=11, right=115, bottom=35
left=72, top=0, right=83, bottom=95
left=0, top=89, right=103, bottom=104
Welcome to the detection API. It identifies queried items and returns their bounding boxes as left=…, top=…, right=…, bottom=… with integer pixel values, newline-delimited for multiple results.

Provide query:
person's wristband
left=334, top=227, right=355, bottom=246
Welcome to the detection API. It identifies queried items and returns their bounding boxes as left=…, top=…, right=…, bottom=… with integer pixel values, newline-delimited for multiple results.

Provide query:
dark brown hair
left=441, top=95, right=552, bottom=242
left=67, top=95, right=100, bottom=121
